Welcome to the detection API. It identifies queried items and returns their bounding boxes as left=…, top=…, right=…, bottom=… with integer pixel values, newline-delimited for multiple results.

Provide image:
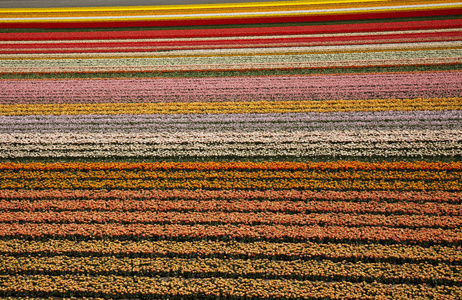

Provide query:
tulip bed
left=0, top=0, right=462, bottom=298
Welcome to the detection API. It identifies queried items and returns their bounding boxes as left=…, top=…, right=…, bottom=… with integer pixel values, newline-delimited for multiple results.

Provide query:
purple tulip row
left=1, top=110, right=460, bottom=134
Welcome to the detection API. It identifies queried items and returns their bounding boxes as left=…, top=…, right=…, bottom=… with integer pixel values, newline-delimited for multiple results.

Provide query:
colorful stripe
left=1, top=0, right=461, bottom=298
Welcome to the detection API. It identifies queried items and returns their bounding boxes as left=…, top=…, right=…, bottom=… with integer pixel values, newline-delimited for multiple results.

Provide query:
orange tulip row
left=1, top=239, right=459, bottom=264
left=0, top=189, right=460, bottom=203
left=0, top=223, right=460, bottom=243
left=0, top=275, right=460, bottom=299
left=1, top=161, right=461, bottom=171
left=2, top=198, right=459, bottom=215
left=1, top=211, right=460, bottom=228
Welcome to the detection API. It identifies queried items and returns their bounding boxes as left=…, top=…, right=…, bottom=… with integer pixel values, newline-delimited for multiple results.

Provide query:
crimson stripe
left=1, top=19, right=461, bottom=41
left=1, top=39, right=459, bottom=54
left=1, top=8, right=461, bottom=29
left=2, top=30, right=460, bottom=51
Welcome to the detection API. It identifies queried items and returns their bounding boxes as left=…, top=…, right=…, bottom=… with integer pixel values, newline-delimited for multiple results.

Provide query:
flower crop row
left=0, top=275, right=460, bottom=299
left=1, top=223, right=460, bottom=244
left=2, top=176, right=460, bottom=191
left=4, top=31, right=459, bottom=56
left=2, top=35, right=459, bottom=57
left=1, top=255, right=460, bottom=285
left=2, top=19, right=457, bottom=41
left=5, top=57, right=461, bottom=74
left=0, top=189, right=459, bottom=203
left=1, top=98, right=460, bottom=115
left=1, top=161, right=461, bottom=172
left=1, top=239, right=459, bottom=264
left=1, top=141, right=459, bottom=159
left=2, top=211, right=460, bottom=229
left=3, top=110, right=458, bottom=125
left=3, top=49, right=459, bottom=68
left=4, top=168, right=461, bottom=181
left=4, top=129, right=461, bottom=144
left=3, top=199, right=459, bottom=216
left=1, top=72, right=460, bottom=104
left=1, top=168, right=460, bottom=190
left=2, top=111, right=461, bottom=134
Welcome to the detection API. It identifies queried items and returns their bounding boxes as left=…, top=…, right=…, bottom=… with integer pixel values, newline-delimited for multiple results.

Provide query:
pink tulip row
left=1, top=71, right=460, bottom=104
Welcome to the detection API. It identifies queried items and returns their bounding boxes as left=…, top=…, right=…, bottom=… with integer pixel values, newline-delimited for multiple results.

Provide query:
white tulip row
left=1, top=49, right=458, bottom=68
left=1, top=130, right=460, bottom=144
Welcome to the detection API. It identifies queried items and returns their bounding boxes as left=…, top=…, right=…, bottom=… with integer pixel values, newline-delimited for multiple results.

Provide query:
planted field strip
left=1, top=0, right=462, bottom=299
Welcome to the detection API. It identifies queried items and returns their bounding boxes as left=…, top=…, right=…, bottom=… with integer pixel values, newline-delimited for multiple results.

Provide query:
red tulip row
left=4, top=31, right=459, bottom=55
left=2, top=19, right=459, bottom=41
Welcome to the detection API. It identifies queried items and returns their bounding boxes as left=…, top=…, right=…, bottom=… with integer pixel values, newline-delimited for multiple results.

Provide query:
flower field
left=0, top=0, right=461, bottom=298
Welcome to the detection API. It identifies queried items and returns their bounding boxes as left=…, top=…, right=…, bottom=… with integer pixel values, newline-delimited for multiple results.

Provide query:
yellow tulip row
left=1, top=254, right=460, bottom=284
left=1, top=239, right=459, bottom=263
left=0, top=275, right=460, bottom=299
left=1, top=177, right=460, bottom=190
left=0, top=97, right=460, bottom=116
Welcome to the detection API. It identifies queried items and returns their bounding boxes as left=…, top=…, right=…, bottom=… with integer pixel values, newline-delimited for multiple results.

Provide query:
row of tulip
left=2, top=71, right=460, bottom=104
left=1, top=239, right=459, bottom=264
left=1, top=141, right=459, bottom=159
left=1, top=211, right=460, bottom=228
left=1, top=255, right=459, bottom=285
left=1, top=275, right=460, bottom=299
left=3, top=19, right=458, bottom=40
left=1, top=189, right=460, bottom=203
left=8, top=0, right=457, bottom=28
left=2, top=110, right=461, bottom=132
left=2, top=98, right=460, bottom=115
left=1, top=222, right=460, bottom=243
left=3, top=48, right=459, bottom=68
left=1, top=161, right=460, bottom=171
left=2, top=198, right=460, bottom=215
left=4, top=58, right=461, bottom=75
left=3, top=55, right=461, bottom=74
left=3, top=178, right=459, bottom=190
left=4, top=63, right=458, bottom=80
left=3, top=120, right=459, bottom=133
left=4, top=32, right=459, bottom=55
left=3, top=167, right=461, bottom=180
left=3, top=129, right=461, bottom=143
left=2, top=40, right=459, bottom=56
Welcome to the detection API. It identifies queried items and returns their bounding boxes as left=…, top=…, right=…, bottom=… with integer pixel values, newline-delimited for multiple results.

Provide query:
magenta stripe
left=1, top=71, right=461, bottom=104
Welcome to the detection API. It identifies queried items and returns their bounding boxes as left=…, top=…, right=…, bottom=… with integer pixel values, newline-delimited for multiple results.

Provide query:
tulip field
left=0, top=0, right=461, bottom=298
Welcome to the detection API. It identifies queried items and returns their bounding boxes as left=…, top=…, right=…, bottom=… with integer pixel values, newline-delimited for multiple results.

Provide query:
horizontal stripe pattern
left=1, top=72, right=460, bottom=104
left=2, top=0, right=462, bottom=299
